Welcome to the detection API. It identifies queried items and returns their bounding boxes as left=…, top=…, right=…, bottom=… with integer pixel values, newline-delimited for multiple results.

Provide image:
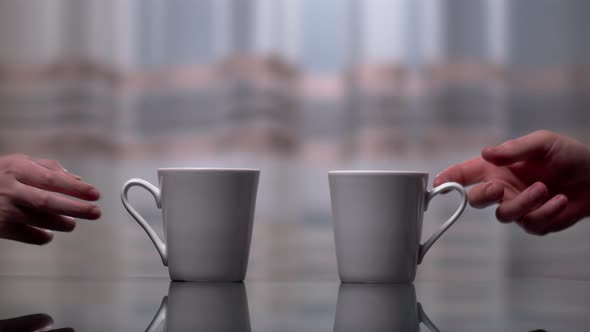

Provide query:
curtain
left=0, top=0, right=589, bottom=281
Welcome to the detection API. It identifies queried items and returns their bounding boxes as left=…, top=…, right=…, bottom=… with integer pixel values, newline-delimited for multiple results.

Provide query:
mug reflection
left=334, top=283, right=439, bottom=332
left=145, top=282, right=250, bottom=332
left=0, top=313, right=73, bottom=332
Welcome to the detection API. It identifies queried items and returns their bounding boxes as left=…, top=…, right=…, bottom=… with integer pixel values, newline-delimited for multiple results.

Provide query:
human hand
left=0, top=313, right=74, bottom=332
left=0, top=154, right=101, bottom=245
left=434, top=130, right=590, bottom=235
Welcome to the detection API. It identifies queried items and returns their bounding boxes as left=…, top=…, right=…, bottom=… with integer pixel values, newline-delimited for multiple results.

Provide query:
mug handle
left=418, top=302, right=440, bottom=332
left=418, top=182, right=467, bottom=264
left=121, top=178, right=168, bottom=266
left=145, top=296, right=167, bottom=332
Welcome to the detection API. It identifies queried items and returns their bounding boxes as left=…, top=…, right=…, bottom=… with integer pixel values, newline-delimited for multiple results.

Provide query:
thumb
left=482, top=130, right=556, bottom=166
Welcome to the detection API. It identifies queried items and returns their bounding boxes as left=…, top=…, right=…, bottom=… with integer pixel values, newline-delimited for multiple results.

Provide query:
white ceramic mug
left=121, top=168, right=259, bottom=281
left=329, top=171, right=467, bottom=283
left=145, top=282, right=251, bottom=332
left=334, top=283, right=439, bottom=332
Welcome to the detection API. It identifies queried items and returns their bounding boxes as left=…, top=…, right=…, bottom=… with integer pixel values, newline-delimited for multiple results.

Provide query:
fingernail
left=482, top=147, right=495, bottom=154
left=89, top=188, right=101, bottom=199
left=527, top=227, right=548, bottom=236
left=486, top=182, right=502, bottom=198
left=64, top=169, right=82, bottom=180
left=91, top=206, right=102, bottom=219
left=64, top=220, right=76, bottom=232
left=36, top=230, right=54, bottom=245
left=530, top=183, right=547, bottom=201
left=555, top=194, right=568, bottom=204
left=433, top=174, right=448, bottom=189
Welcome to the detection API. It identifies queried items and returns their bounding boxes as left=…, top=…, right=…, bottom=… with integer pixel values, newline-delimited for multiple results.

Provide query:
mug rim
left=158, top=167, right=260, bottom=172
left=329, top=170, right=428, bottom=176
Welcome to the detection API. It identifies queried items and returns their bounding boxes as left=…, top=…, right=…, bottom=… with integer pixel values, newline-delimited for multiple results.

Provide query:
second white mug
left=334, top=283, right=439, bottom=332
left=329, top=170, right=467, bottom=283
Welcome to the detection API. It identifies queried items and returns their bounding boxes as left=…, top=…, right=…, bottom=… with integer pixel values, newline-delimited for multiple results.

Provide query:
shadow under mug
left=121, top=168, right=260, bottom=282
left=145, top=282, right=251, bottom=332
left=329, top=171, right=467, bottom=283
left=335, top=283, right=439, bottom=332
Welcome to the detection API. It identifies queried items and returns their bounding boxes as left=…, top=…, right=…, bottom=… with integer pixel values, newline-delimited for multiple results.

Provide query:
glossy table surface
left=0, top=277, right=589, bottom=332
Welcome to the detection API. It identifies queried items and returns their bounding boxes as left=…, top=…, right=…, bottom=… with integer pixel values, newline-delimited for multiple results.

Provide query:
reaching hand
left=434, top=130, right=590, bottom=235
left=0, top=154, right=101, bottom=245
left=0, top=313, right=74, bottom=331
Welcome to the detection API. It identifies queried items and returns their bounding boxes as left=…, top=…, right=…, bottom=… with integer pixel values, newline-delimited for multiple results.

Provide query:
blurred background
left=0, top=0, right=589, bottom=282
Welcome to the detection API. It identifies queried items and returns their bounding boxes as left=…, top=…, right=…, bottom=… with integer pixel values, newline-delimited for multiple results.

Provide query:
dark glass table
left=0, top=277, right=588, bottom=331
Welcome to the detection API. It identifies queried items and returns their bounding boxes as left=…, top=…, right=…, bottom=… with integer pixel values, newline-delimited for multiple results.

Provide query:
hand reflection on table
left=145, top=282, right=250, bottom=332
left=0, top=313, right=74, bottom=332
left=334, top=283, right=440, bottom=332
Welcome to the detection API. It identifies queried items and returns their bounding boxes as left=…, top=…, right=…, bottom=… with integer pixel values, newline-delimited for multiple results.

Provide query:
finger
left=545, top=218, right=579, bottom=234
left=0, top=313, right=53, bottom=331
left=543, top=199, right=588, bottom=234
left=0, top=222, right=53, bottom=245
left=467, top=181, right=504, bottom=208
left=0, top=206, right=75, bottom=232
left=13, top=183, right=101, bottom=220
left=495, top=182, right=548, bottom=223
left=32, top=158, right=82, bottom=180
left=13, top=208, right=77, bottom=232
left=482, top=130, right=556, bottom=166
left=518, top=194, right=568, bottom=235
left=15, top=161, right=100, bottom=201
left=434, top=157, right=487, bottom=187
